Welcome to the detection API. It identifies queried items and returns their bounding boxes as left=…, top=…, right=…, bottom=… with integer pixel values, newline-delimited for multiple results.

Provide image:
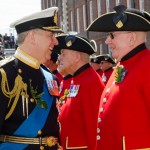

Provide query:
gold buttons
left=98, top=118, right=101, bottom=123
left=30, top=98, right=34, bottom=103
left=38, top=130, right=42, bottom=135
left=18, top=69, right=22, bottom=74
left=40, top=146, right=44, bottom=150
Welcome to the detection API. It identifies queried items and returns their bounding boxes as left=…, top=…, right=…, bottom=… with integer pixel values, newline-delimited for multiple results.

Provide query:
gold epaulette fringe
left=0, top=68, right=28, bottom=120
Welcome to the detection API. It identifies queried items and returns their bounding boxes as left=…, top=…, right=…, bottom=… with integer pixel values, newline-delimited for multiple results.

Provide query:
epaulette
left=0, top=56, right=15, bottom=67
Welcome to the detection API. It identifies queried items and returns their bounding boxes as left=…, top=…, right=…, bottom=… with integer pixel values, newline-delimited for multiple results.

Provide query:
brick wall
left=42, top=0, right=150, bottom=54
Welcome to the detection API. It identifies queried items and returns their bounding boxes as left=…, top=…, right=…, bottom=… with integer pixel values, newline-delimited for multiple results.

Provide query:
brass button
left=98, top=118, right=101, bottom=123
left=100, top=108, right=104, bottom=113
left=40, top=146, right=44, bottom=150
left=97, top=135, right=100, bottom=140
left=18, top=69, right=22, bottom=74
left=30, top=98, right=34, bottom=103
left=103, top=98, right=107, bottom=103
left=38, top=130, right=42, bottom=135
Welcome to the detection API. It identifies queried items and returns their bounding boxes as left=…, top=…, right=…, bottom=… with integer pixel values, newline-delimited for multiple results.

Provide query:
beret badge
left=65, top=35, right=76, bottom=47
left=66, top=40, right=72, bottom=47
left=113, top=5, right=127, bottom=29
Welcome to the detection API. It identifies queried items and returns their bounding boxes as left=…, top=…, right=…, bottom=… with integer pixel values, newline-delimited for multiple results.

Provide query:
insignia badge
left=102, top=75, right=107, bottom=83
left=46, top=80, right=59, bottom=96
left=113, top=5, right=127, bottom=29
left=116, top=20, right=123, bottom=28
left=69, top=85, right=80, bottom=97
left=53, top=10, right=57, bottom=25
left=65, top=35, right=76, bottom=47
left=66, top=40, right=72, bottom=47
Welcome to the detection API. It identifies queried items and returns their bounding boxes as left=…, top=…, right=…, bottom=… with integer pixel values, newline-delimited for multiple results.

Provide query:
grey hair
left=17, top=31, right=29, bottom=45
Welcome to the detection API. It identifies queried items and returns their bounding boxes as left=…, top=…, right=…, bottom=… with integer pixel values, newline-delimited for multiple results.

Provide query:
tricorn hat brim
left=53, top=34, right=96, bottom=55
left=87, top=8, right=150, bottom=32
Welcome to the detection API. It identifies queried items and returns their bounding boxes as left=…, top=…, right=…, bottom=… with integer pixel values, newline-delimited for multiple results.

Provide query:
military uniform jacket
left=58, top=74, right=72, bottom=112
left=59, top=74, right=72, bottom=99
left=96, top=69, right=103, bottom=77
left=96, top=43, right=150, bottom=150
left=0, top=50, right=60, bottom=150
left=59, top=64, right=104, bottom=150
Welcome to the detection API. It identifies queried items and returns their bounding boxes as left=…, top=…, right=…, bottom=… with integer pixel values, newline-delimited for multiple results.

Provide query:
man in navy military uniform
left=0, top=7, right=63, bottom=150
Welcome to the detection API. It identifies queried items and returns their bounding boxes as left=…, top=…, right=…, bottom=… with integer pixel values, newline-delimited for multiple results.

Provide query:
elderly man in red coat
left=53, top=34, right=105, bottom=150
left=99, top=54, right=116, bottom=85
left=87, top=4, right=150, bottom=150
left=90, top=55, right=103, bottom=77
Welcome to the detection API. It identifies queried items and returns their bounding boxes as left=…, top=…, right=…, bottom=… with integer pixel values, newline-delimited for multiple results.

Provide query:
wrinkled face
left=34, top=29, right=58, bottom=63
left=57, top=55, right=67, bottom=76
left=105, top=31, right=132, bottom=62
left=58, top=49, right=79, bottom=75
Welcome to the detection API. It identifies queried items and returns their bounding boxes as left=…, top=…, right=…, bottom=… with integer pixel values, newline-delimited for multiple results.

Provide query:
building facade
left=41, top=0, right=150, bottom=54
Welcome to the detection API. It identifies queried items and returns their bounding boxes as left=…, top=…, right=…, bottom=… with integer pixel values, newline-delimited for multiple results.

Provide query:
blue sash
left=0, top=68, right=54, bottom=150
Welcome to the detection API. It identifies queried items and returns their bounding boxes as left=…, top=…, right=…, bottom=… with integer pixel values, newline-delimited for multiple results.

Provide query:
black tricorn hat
left=53, top=34, right=97, bottom=55
left=99, top=54, right=116, bottom=64
left=90, top=55, right=103, bottom=64
left=87, top=5, right=150, bottom=32
left=10, top=7, right=63, bottom=34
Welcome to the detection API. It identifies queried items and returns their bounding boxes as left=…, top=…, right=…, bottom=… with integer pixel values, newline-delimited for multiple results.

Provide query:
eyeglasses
left=107, top=32, right=132, bottom=39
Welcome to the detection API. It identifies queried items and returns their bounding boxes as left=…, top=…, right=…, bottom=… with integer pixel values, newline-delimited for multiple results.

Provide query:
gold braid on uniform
left=0, top=68, right=28, bottom=120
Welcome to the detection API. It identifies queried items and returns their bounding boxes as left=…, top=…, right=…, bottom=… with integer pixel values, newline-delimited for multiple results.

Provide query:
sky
left=0, top=0, right=41, bottom=36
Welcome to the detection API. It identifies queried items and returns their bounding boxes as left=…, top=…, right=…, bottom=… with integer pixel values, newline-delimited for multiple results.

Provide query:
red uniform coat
left=59, top=64, right=104, bottom=150
left=96, top=68, right=103, bottom=77
left=58, top=74, right=72, bottom=112
left=59, top=74, right=72, bottom=99
left=53, top=70, right=63, bottom=83
left=96, top=44, right=150, bottom=150
left=101, top=67, right=114, bottom=85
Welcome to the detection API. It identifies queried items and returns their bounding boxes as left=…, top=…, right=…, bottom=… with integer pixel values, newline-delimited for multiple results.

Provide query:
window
left=89, top=1, right=93, bottom=23
left=106, top=0, right=110, bottom=13
left=48, top=0, right=50, bottom=7
left=127, top=0, right=131, bottom=8
left=97, top=0, right=101, bottom=16
left=115, top=0, right=120, bottom=5
left=100, top=44, right=103, bottom=54
left=50, top=0, right=53, bottom=7
left=83, top=5, right=87, bottom=31
left=139, top=0, right=144, bottom=10
left=77, top=8, right=80, bottom=33
left=70, top=11, right=74, bottom=31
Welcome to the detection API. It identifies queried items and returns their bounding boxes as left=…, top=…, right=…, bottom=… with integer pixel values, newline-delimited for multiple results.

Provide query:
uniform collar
left=52, top=70, right=58, bottom=74
left=63, top=74, right=72, bottom=80
left=73, top=63, right=90, bottom=77
left=121, top=43, right=146, bottom=62
left=104, top=67, right=113, bottom=72
left=14, top=48, right=40, bottom=69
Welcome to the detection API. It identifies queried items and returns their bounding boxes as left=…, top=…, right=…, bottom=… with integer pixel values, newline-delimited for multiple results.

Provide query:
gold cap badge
left=116, top=20, right=123, bottom=28
left=66, top=40, right=72, bottom=47
left=54, top=10, right=57, bottom=25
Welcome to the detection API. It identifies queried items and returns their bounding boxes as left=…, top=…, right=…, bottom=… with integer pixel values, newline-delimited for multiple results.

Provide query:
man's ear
left=28, top=30, right=36, bottom=45
left=129, top=32, right=136, bottom=46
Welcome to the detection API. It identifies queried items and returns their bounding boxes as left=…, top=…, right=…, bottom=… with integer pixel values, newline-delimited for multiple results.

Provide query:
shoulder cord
left=0, top=68, right=28, bottom=120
